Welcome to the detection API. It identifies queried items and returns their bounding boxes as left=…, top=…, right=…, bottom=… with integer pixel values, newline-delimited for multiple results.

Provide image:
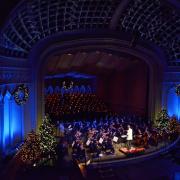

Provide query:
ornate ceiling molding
left=119, top=0, right=179, bottom=66
left=0, top=67, right=31, bottom=84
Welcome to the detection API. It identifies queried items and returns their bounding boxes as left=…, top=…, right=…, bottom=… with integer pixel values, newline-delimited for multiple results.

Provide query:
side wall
left=0, top=65, right=33, bottom=154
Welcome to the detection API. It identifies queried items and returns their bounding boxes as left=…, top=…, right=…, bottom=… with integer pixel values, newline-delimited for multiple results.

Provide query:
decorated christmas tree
left=155, top=109, right=170, bottom=133
left=39, top=115, right=57, bottom=164
left=168, top=116, right=180, bottom=135
left=19, top=130, right=41, bottom=166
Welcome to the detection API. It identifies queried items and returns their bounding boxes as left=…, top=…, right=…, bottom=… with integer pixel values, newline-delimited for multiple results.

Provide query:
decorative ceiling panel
left=0, top=0, right=179, bottom=66
left=119, top=0, right=180, bottom=66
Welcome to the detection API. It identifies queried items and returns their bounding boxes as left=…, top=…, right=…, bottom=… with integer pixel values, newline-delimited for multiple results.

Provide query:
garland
left=13, top=84, right=29, bottom=105
left=175, top=84, right=180, bottom=96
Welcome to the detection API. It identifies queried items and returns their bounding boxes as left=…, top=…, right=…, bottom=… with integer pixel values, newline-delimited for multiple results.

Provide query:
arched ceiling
left=0, top=0, right=179, bottom=66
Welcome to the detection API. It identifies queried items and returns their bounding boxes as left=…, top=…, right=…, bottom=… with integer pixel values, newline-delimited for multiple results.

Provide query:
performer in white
left=127, top=125, right=133, bottom=149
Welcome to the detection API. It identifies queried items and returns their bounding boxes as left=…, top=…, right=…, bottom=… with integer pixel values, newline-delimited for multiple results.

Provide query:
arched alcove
left=0, top=86, right=25, bottom=154
left=167, top=86, right=180, bottom=120
left=3, top=91, right=11, bottom=150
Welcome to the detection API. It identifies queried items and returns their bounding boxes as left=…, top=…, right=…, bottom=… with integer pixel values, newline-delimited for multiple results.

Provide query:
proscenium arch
left=29, top=35, right=164, bottom=131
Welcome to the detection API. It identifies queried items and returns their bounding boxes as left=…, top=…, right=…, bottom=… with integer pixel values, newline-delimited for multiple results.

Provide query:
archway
left=29, top=36, right=163, bottom=131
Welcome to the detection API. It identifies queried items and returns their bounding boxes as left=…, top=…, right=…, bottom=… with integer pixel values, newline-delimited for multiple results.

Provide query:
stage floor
left=68, top=141, right=169, bottom=164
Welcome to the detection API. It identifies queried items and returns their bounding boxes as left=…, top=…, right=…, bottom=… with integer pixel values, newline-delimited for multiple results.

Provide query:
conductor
left=127, top=125, right=133, bottom=149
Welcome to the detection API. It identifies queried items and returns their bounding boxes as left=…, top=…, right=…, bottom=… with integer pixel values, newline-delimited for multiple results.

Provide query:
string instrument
left=134, top=134, right=142, bottom=146
left=102, top=132, right=109, bottom=139
left=142, top=132, right=148, bottom=148
left=75, top=131, right=82, bottom=140
left=88, top=129, right=98, bottom=139
left=150, top=131, right=158, bottom=146
left=145, top=130, right=151, bottom=139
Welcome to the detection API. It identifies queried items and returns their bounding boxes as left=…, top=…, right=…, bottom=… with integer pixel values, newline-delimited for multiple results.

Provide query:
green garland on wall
left=13, top=84, right=29, bottom=105
left=175, top=84, right=180, bottom=96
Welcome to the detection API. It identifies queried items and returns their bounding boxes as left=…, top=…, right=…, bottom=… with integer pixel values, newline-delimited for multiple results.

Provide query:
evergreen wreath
left=175, top=84, right=180, bottom=96
left=13, top=84, right=29, bottom=105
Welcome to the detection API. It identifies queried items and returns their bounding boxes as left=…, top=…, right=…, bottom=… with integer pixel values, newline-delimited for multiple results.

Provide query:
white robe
left=127, top=128, right=133, bottom=141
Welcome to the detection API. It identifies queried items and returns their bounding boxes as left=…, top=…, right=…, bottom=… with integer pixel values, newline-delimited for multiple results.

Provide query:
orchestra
left=56, top=115, right=163, bottom=162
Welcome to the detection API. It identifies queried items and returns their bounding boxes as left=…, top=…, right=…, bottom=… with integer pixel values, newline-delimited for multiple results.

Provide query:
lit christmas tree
left=19, top=130, right=41, bottom=165
left=168, top=116, right=180, bottom=135
left=39, top=115, right=57, bottom=164
left=155, top=109, right=170, bottom=133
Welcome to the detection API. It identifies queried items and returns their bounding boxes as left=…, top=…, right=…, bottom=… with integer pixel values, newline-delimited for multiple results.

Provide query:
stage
left=68, top=140, right=170, bottom=164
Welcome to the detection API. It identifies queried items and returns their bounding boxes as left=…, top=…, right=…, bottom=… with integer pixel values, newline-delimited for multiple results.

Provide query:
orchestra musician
left=55, top=114, right=165, bottom=162
left=75, top=130, right=82, bottom=141
left=135, top=128, right=143, bottom=146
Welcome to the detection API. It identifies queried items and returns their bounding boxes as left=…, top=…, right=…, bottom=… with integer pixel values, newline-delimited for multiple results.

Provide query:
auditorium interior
left=0, top=0, right=180, bottom=180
